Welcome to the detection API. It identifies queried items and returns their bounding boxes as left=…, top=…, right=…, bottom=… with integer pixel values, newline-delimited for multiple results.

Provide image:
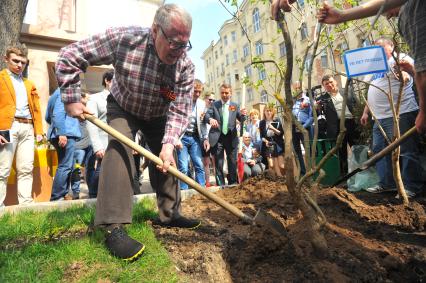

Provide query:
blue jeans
left=50, top=137, right=77, bottom=200
left=177, top=134, right=205, bottom=190
left=86, top=150, right=101, bottom=198
left=71, top=146, right=94, bottom=195
left=373, top=111, right=423, bottom=193
left=70, top=149, right=85, bottom=195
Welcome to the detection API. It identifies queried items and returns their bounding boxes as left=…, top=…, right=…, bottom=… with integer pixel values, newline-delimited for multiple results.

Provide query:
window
left=221, top=63, right=225, bottom=75
left=297, top=0, right=305, bottom=9
left=243, top=44, right=249, bottom=57
left=279, top=42, right=287, bottom=57
left=224, top=35, right=228, bottom=46
left=226, top=54, right=230, bottom=66
left=301, top=23, right=308, bottom=40
left=233, top=50, right=238, bottom=63
left=216, top=67, right=219, bottom=77
left=242, top=24, right=247, bottom=36
left=231, top=31, right=237, bottom=42
left=247, top=88, right=254, bottom=102
left=320, top=50, right=328, bottom=68
left=260, top=90, right=268, bottom=103
left=234, top=70, right=239, bottom=81
left=304, top=54, right=312, bottom=72
left=259, top=69, right=266, bottom=80
left=227, top=73, right=231, bottom=85
left=253, top=8, right=261, bottom=33
left=236, top=91, right=241, bottom=105
left=215, top=51, right=218, bottom=59
left=245, top=65, right=252, bottom=77
left=255, top=41, right=263, bottom=55
left=220, top=46, right=223, bottom=55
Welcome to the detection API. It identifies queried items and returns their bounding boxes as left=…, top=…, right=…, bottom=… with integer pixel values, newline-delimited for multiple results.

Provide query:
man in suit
left=205, top=83, right=246, bottom=186
left=176, top=79, right=210, bottom=190
left=0, top=45, right=43, bottom=207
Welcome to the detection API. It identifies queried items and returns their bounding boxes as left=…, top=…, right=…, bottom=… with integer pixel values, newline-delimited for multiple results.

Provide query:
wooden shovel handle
left=84, top=114, right=253, bottom=223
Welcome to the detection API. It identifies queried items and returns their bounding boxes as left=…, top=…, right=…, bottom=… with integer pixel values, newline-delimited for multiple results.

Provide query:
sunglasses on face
left=10, top=58, right=27, bottom=65
left=208, top=99, right=215, bottom=102
left=159, top=26, right=192, bottom=51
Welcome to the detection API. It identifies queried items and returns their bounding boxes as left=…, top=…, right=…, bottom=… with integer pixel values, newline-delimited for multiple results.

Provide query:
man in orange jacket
left=0, top=45, right=43, bottom=207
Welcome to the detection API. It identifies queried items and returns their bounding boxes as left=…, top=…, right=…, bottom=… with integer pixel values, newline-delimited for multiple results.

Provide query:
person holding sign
left=315, top=0, right=426, bottom=134
left=360, top=37, right=423, bottom=197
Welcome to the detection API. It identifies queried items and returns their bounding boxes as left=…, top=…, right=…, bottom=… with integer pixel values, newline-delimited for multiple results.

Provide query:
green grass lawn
left=0, top=199, right=178, bottom=283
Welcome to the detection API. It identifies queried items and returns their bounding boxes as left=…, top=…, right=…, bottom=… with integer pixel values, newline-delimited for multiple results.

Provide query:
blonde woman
left=259, top=105, right=285, bottom=176
left=246, top=108, right=262, bottom=151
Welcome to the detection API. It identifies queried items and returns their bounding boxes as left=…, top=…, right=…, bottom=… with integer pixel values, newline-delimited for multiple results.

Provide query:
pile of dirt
left=152, top=176, right=426, bottom=282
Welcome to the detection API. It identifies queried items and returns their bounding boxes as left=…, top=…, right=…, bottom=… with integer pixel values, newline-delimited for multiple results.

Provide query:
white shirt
left=8, top=70, right=31, bottom=119
left=86, top=89, right=109, bottom=153
left=331, top=92, right=353, bottom=119
left=367, top=53, right=418, bottom=119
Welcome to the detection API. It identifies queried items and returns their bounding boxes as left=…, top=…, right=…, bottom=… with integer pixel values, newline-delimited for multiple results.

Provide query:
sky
left=165, top=0, right=234, bottom=81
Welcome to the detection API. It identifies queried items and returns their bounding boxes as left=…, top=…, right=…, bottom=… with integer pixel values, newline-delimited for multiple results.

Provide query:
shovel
left=84, top=114, right=287, bottom=236
left=332, top=126, right=417, bottom=187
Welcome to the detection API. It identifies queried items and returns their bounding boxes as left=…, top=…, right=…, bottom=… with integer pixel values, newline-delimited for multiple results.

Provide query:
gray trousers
left=94, top=96, right=181, bottom=226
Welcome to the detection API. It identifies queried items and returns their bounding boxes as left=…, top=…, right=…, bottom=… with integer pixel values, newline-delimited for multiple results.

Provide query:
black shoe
left=104, top=226, right=145, bottom=262
left=154, top=216, right=201, bottom=229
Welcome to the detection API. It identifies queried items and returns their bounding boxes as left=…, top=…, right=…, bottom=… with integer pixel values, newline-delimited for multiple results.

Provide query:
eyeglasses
left=10, top=58, right=27, bottom=65
left=159, top=26, right=192, bottom=51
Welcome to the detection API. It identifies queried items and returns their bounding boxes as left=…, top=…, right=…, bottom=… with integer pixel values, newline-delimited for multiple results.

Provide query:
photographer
left=316, top=75, right=359, bottom=175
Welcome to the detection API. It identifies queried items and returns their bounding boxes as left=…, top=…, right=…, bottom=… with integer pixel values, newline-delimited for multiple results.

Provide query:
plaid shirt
left=55, top=26, right=195, bottom=145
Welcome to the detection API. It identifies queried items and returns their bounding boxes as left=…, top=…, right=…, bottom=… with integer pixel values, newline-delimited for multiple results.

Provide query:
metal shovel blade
left=254, top=209, right=287, bottom=236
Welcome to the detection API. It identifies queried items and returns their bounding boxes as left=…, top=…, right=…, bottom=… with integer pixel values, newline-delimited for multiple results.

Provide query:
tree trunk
left=0, top=0, right=29, bottom=70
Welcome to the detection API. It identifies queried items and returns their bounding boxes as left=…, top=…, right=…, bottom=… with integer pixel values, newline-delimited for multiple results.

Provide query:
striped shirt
left=55, top=26, right=195, bottom=145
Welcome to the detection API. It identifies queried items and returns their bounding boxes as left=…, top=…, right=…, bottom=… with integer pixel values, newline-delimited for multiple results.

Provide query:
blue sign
left=343, top=46, right=388, bottom=78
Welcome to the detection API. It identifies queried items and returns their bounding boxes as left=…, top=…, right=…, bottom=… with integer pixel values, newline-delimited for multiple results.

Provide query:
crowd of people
left=1, top=1, right=425, bottom=262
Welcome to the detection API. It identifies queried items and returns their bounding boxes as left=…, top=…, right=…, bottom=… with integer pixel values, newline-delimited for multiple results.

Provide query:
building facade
left=201, top=0, right=390, bottom=112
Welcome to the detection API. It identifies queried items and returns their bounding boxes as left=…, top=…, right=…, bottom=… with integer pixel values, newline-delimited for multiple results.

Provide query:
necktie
left=222, top=103, right=229, bottom=135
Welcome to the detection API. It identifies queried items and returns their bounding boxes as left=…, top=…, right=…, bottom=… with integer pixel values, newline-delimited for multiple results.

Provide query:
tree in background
left=0, top=0, right=29, bottom=70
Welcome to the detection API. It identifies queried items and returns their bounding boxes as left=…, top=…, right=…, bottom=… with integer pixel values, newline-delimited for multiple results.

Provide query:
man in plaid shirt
left=56, top=4, right=198, bottom=261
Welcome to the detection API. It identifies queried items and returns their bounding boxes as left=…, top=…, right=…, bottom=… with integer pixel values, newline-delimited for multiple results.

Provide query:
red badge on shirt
left=159, top=86, right=176, bottom=102
left=229, top=105, right=236, bottom=111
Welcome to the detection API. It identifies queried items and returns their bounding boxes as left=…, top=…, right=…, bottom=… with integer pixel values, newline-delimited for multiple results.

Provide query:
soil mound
left=152, top=176, right=426, bottom=282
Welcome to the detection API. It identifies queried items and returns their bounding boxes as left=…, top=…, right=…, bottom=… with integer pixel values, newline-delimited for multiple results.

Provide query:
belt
left=15, top=117, right=33, bottom=124
left=184, top=131, right=198, bottom=137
